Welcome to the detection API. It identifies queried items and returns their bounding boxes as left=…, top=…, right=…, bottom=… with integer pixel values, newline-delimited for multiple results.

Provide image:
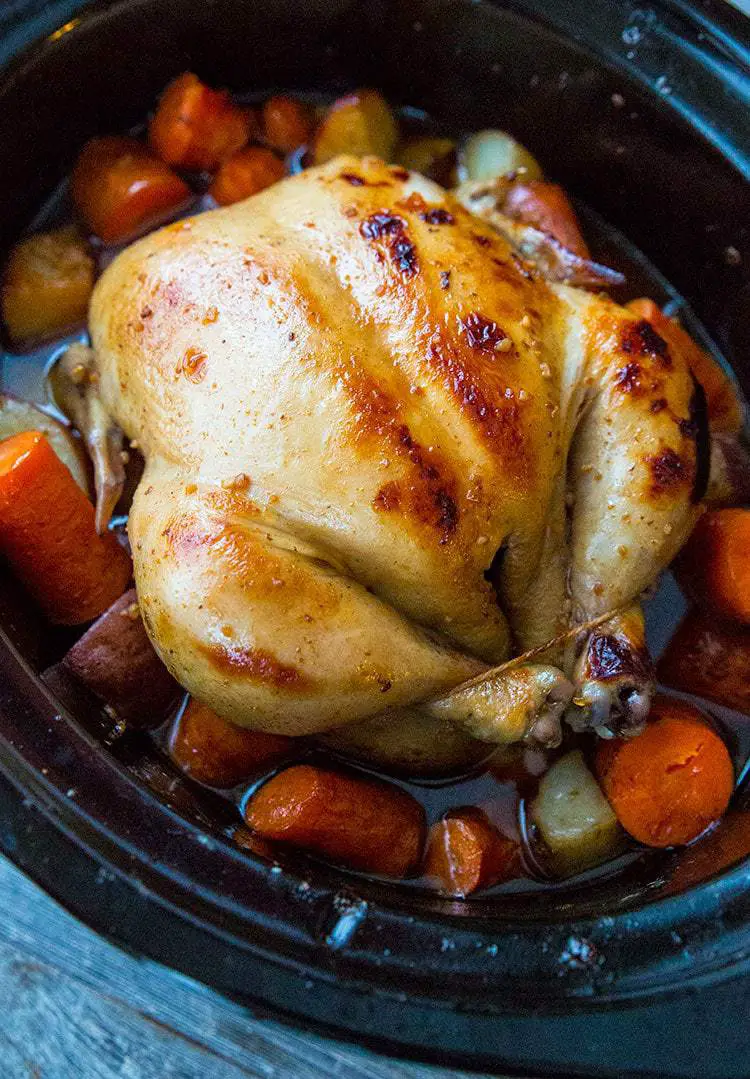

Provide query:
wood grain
left=0, top=855, right=498, bottom=1079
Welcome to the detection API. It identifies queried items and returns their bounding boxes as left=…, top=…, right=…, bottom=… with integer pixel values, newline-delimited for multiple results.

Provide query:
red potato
left=2, top=226, right=94, bottom=347
left=63, top=588, right=180, bottom=725
left=208, top=147, right=285, bottom=206
left=0, top=394, right=90, bottom=494
left=675, top=509, right=750, bottom=624
left=244, top=764, right=425, bottom=877
left=72, top=136, right=191, bottom=245
left=423, top=808, right=519, bottom=896
left=658, top=609, right=750, bottom=714
left=261, top=95, right=313, bottom=154
left=503, top=181, right=590, bottom=258
left=169, top=698, right=293, bottom=788
left=312, top=89, right=398, bottom=165
left=149, top=72, right=254, bottom=171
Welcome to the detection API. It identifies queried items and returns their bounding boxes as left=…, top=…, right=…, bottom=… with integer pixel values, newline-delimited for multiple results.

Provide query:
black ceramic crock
left=0, top=2, right=749, bottom=1076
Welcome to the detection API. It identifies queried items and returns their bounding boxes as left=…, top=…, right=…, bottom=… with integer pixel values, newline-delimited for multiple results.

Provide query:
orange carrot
left=208, top=147, right=285, bottom=206
left=675, top=509, right=750, bottom=624
left=232, top=825, right=277, bottom=860
left=423, top=808, right=519, bottom=896
left=595, top=696, right=734, bottom=847
left=169, top=697, right=293, bottom=788
left=503, top=181, right=589, bottom=257
left=149, top=72, right=253, bottom=171
left=627, top=298, right=743, bottom=433
left=658, top=610, right=750, bottom=714
left=261, top=95, right=313, bottom=154
left=0, top=431, right=131, bottom=624
left=1, top=226, right=95, bottom=347
left=72, top=136, right=191, bottom=245
left=665, top=808, right=750, bottom=895
left=244, top=764, right=425, bottom=877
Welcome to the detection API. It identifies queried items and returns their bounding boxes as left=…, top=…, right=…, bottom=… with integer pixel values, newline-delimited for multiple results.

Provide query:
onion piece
left=458, top=128, right=543, bottom=184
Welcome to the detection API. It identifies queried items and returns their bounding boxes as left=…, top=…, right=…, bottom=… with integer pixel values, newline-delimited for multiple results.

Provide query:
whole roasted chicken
left=59, top=156, right=708, bottom=763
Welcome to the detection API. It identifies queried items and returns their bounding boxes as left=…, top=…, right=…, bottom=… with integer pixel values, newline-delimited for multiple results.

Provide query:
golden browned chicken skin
left=69, top=156, right=705, bottom=755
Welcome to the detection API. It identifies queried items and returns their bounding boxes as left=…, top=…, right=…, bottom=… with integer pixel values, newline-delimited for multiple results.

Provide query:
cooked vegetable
left=675, top=509, right=750, bottom=624
left=149, top=72, right=253, bottom=171
left=0, top=394, right=89, bottom=493
left=244, top=764, right=425, bottom=876
left=312, top=89, right=398, bottom=165
left=63, top=588, right=179, bottom=724
left=626, top=298, right=743, bottom=433
left=48, top=343, right=126, bottom=534
left=72, top=136, right=191, bottom=245
left=0, top=430, right=131, bottom=624
left=423, top=807, right=519, bottom=896
left=489, top=744, right=548, bottom=790
left=595, top=697, right=734, bottom=848
left=531, top=750, right=622, bottom=876
left=261, top=95, right=313, bottom=154
left=658, top=610, right=750, bottom=714
left=208, top=146, right=285, bottom=206
left=705, top=431, right=750, bottom=508
left=664, top=808, right=750, bottom=895
left=318, top=708, right=491, bottom=777
left=170, top=698, right=293, bottom=788
left=396, top=136, right=456, bottom=185
left=458, top=128, right=543, bottom=184
left=455, top=179, right=626, bottom=288
left=232, top=825, right=276, bottom=860
left=2, top=226, right=94, bottom=346
left=503, top=181, right=589, bottom=258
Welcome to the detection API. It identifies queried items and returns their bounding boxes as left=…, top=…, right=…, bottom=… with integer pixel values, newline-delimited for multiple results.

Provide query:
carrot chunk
left=658, top=609, right=750, bottom=714
left=170, top=697, right=293, bottom=788
left=423, top=808, right=519, bottom=896
left=595, top=696, right=734, bottom=847
left=232, top=825, right=277, bottom=860
left=2, top=226, right=95, bottom=347
left=261, top=95, right=313, bottom=154
left=208, top=147, right=285, bottom=206
left=72, top=136, right=191, bottom=245
left=0, top=431, right=131, bottom=624
left=675, top=508, right=750, bottom=624
left=149, top=72, right=253, bottom=171
left=627, top=298, right=743, bottom=433
left=503, top=181, right=589, bottom=258
left=244, top=764, right=425, bottom=876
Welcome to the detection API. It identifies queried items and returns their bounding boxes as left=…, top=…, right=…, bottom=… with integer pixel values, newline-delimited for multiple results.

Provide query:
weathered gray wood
left=0, top=856, right=501, bottom=1079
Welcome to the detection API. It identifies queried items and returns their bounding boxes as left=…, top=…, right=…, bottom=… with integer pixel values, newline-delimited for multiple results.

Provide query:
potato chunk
left=531, top=750, right=622, bottom=876
left=2, top=226, right=94, bottom=347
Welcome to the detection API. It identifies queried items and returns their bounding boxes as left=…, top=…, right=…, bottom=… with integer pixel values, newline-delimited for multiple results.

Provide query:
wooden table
left=0, top=855, right=503, bottom=1079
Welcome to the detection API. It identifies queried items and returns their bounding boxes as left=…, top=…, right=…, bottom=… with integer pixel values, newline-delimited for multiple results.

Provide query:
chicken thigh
left=72, top=155, right=705, bottom=751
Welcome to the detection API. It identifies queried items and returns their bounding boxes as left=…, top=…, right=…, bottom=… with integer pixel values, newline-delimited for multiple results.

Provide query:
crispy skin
left=89, top=156, right=700, bottom=736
